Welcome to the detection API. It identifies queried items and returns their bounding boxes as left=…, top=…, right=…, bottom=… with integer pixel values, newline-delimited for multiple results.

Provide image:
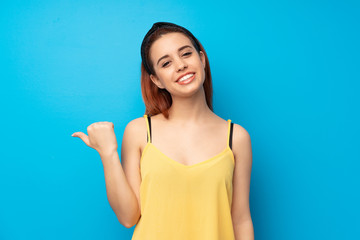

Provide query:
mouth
left=177, top=73, right=196, bottom=85
left=176, top=72, right=195, bottom=82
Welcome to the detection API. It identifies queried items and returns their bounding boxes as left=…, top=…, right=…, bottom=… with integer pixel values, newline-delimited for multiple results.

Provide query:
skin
left=72, top=32, right=254, bottom=239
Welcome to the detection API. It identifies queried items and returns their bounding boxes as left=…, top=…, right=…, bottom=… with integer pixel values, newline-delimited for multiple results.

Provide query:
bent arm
left=101, top=150, right=140, bottom=228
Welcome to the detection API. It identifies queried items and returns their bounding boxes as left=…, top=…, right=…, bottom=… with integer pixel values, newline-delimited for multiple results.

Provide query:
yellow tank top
left=132, top=114, right=235, bottom=240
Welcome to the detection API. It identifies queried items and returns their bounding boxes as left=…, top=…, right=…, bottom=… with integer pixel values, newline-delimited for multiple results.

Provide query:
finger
left=72, top=132, right=90, bottom=146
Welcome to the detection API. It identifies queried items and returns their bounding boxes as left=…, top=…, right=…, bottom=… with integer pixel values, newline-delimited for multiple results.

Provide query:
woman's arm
left=72, top=119, right=143, bottom=228
left=100, top=149, right=140, bottom=228
left=231, top=124, right=254, bottom=240
left=102, top=118, right=144, bottom=228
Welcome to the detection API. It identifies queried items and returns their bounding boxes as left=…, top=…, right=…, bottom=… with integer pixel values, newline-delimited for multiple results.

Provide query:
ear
left=150, top=74, right=165, bottom=89
left=199, top=51, right=206, bottom=69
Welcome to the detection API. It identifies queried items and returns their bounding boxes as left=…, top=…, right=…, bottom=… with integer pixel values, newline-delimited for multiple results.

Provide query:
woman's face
left=149, top=32, right=206, bottom=97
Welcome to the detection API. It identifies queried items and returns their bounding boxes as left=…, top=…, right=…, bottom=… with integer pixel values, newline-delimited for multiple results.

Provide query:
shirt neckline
left=144, top=142, right=234, bottom=169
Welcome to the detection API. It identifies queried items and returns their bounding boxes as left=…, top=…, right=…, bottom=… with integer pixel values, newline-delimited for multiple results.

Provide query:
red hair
left=140, top=26, right=213, bottom=119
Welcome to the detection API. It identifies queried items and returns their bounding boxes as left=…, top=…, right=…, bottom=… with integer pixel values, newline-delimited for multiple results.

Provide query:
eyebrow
left=156, top=45, right=193, bottom=66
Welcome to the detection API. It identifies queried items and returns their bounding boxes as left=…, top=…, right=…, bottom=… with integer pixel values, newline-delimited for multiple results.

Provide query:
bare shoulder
left=124, top=116, right=146, bottom=136
left=232, top=122, right=251, bottom=141
left=122, top=116, right=147, bottom=153
left=231, top=122, right=252, bottom=162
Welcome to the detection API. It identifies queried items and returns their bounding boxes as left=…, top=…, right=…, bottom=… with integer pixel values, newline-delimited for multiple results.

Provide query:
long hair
left=140, top=22, right=213, bottom=119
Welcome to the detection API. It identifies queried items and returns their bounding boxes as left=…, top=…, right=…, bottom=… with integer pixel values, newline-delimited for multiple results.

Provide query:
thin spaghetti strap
left=144, top=114, right=152, bottom=143
left=227, top=119, right=234, bottom=150
left=148, top=115, right=152, bottom=143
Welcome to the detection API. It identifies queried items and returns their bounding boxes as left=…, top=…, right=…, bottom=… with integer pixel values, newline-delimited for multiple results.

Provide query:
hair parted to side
left=140, top=22, right=213, bottom=119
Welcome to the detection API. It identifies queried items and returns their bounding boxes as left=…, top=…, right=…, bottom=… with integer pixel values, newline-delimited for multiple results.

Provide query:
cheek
left=157, top=71, right=173, bottom=84
left=195, top=60, right=205, bottom=73
left=193, top=56, right=204, bottom=68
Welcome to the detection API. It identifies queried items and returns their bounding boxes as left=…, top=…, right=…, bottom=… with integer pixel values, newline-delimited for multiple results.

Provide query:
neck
left=167, top=87, right=212, bottom=124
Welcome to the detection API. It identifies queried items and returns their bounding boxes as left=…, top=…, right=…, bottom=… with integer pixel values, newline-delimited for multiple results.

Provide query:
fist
left=72, top=121, right=118, bottom=156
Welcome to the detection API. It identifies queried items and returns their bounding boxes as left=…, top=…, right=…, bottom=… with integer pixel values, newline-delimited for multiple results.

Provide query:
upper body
left=121, top=24, right=253, bottom=235
left=122, top=111, right=252, bottom=218
left=73, top=21, right=254, bottom=239
left=122, top=22, right=253, bottom=239
left=121, top=111, right=253, bottom=236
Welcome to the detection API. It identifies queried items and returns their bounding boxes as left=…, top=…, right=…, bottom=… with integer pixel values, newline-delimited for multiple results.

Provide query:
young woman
left=72, top=22, right=254, bottom=240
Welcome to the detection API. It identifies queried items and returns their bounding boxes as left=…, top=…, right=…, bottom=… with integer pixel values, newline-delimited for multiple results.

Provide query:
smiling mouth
left=177, top=73, right=195, bottom=85
left=177, top=73, right=195, bottom=82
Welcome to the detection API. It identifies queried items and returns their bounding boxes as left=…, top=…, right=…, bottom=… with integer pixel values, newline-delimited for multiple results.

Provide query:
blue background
left=1, top=0, right=359, bottom=239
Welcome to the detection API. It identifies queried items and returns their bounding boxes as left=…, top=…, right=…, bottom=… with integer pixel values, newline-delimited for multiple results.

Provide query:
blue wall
left=1, top=0, right=359, bottom=239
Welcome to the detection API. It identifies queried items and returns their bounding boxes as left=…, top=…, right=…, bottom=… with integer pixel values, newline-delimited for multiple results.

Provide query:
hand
left=72, top=121, right=118, bottom=156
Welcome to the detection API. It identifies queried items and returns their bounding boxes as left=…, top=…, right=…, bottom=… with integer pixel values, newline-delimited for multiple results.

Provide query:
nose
left=176, top=58, right=187, bottom=71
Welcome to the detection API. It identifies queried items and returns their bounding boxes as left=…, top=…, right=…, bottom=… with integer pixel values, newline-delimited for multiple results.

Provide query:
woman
left=72, top=22, right=254, bottom=240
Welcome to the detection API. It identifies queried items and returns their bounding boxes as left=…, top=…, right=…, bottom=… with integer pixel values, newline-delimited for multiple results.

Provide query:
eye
left=162, top=61, right=170, bottom=68
left=183, top=52, right=192, bottom=56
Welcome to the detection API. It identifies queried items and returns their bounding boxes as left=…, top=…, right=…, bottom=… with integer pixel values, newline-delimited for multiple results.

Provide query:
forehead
left=149, top=32, right=194, bottom=59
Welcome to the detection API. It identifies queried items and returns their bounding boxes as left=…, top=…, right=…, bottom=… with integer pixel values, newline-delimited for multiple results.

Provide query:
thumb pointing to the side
left=72, top=132, right=91, bottom=147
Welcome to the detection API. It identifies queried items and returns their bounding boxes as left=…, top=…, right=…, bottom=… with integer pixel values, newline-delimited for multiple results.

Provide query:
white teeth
left=178, top=73, right=194, bottom=82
